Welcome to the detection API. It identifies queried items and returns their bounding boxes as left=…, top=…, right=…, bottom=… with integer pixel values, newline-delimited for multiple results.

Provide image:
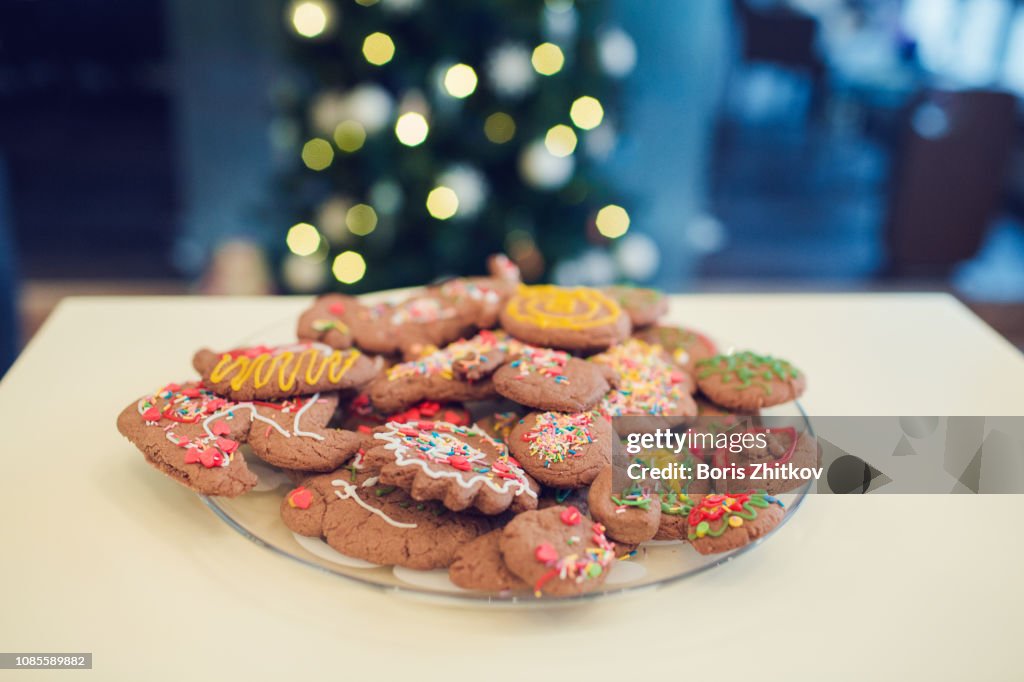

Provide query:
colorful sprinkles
left=521, top=411, right=597, bottom=466
left=687, top=492, right=783, bottom=540
left=591, top=339, right=690, bottom=417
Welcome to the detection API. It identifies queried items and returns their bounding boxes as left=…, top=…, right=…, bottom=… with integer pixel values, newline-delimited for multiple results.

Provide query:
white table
left=2, top=294, right=1022, bottom=681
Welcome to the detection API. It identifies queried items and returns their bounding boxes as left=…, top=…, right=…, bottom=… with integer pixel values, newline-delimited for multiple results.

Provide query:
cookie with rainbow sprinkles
left=507, top=410, right=612, bottom=488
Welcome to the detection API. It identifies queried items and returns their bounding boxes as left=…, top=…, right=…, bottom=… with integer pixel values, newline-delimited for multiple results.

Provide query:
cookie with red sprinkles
left=507, top=410, right=611, bottom=488
left=493, top=346, right=612, bottom=412
left=363, top=420, right=539, bottom=515
left=590, top=338, right=697, bottom=423
left=499, top=505, right=616, bottom=597
left=686, top=492, right=785, bottom=555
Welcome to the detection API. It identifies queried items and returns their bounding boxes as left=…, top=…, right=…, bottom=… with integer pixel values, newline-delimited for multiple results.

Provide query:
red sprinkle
left=142, top=407, right=162, bottom=422
left=198, top=448, right=223, bottom=468
left=328, top=301, right=346, bottom=316
left=181, top=388, right=201, bottom=398
left=184, top=448, right=201, bottom=464
left=216, top=438, right=238, bottom=453
left=448, top=455, right=472, bottom=471
left=560, top=506, right=583, bottom=526
left=288, top=486, right=314, bottom=509
left=210, top=420, right=231, bottom=436
left=535, top=543, right=558, bottom=563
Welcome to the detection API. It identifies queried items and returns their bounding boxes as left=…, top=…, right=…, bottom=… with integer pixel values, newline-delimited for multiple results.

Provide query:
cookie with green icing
left=587, top=467, right=661, bottom=544
left=686, top=492, right=785, bottom=555
left=695, top=351, right=805, bottom=411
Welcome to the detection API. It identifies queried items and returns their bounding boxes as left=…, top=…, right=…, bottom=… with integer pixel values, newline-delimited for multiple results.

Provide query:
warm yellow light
left=426, top=186, right=459, bottom=220
left=301, top=138, right=334, bottom=170
left=570, top=96, right=604, bottom=130
left=544, top=124, right=577, bottom=157
left=395, top=112, right=429, bottom=146
left=443, top=63, right=478, bottom=98
left=484, top=112, right=515, bottom=144
left=531, top=42, right=564, bottom=76
left=333, top=120, right=366, bottom=152
left=345, top=203, right=378, bottom=235
left=291, top=1, right=329, bottom=38
left=332, top=250, right=367, bottom=284
left=286, top=222, right=322, bottom=256
left=596, top=204, right=630, bottom=239
left=362, top=32, right=395, bottom=65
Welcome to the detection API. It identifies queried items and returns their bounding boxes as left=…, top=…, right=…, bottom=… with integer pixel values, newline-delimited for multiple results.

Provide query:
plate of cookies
left=116, top=255, right=814, bottom=605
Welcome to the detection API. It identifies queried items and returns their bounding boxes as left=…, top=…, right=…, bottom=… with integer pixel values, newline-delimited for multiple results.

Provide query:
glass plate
left=198, top=291, right=812, bottom=607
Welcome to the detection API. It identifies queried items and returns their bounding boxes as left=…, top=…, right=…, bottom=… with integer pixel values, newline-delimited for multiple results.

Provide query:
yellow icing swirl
left=210, top=347, right=360, bottom=391
left=504, top=285, right=622, bottom=330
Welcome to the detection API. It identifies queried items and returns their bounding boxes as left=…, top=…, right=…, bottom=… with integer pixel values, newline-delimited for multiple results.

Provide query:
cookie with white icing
left=363, top=420, right=539, bottom=515
left=281, top=466, right=491, bottom=569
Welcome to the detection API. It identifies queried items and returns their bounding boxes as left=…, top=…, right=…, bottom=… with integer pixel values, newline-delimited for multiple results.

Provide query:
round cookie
left=602, top=286, right=668, bottom=328
left=242, top=394, right=365, bottom=472
left=296, top=294, right=358, bottom=349
left=363, top=420, right=539, bottom=515
left=507, top=410, right=611, bottom=488
left=499, top=505, right=616, bottom=597
left=715, top=427, right=820, bottom=495
left=500, top=285, right=631, bottom=352
left=634, top=324, right=717, bottom=376
left=352, top=295, right=479, bottom=359
left=493, top=346, right=612, bottom=412
left=686, top=492, right=786, bottom=555
left=281, top=468, right=491, bottom=570
left=587, top=467, right=661, bottom=544
left=366, top=330, right=520, bottom=413
left=193, top=343, right=378, bottom=401
left=590, top=339, right=697, bottom=422
left=695, top=351, right=806, bottom=411
left=448, top=529, right=527, bottom=592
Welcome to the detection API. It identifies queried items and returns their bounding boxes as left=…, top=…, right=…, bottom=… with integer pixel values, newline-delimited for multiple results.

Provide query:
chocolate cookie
left=602, top=286, right=668, bottom=328
left=281, top=467, right=491, bottom=569
left=507, top=411, right=611, bottom=488
left=117, top=382, right=257, bottom=497
left=193, top=343, right=378, bottom=401
left=448, top=529, right=527, bottom=592
left=499, top=505, right=616, bottom=597
left=695, top=351, right=806, bottom=411
left=654, top=491, right=702, bottom=541
left=363, top=420, right=539, bottom=515
left=590, top=339, right=697, bottom=421
left=634, top=324, right=717, bottom=376
left=587, top=467, right=661, bottom=544
left=243, top=393, right=365, bottom=472
left=366, top=330, right=520, bottom=413
left=500, top=285, right=631, bottom=352
left=493, top=346, right=612, bottom=412
left=686, top=492, right=785, bottom=555
left=353, top=295, right=480, bottom=359
left=296, top=294, right=358, bottom=349
left=428, top=277, right=510, bottom=330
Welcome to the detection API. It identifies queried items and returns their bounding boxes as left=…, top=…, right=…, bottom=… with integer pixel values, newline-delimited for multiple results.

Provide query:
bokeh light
left=443, top=63, right=479, bottom=98
left=332, top=250, right=367, bottom=284
left=286, top=222, right=322, bottom=256
left=333, top=120, right=366, bottom=152
left=290, top=1, right=330, bottom=38
left=544, top=124, right=577, bottom=157
left=362, top=32, right=395, bottom=65
left=570, top=96, right=604, bottom=130
left=596, top=204, right=630, bottom=239
left=484, top=112, right=516, bottom=144
left=345, top=203, right=378, bottom=235
left=426, top=186, right=459, bottom=220
left=301, top=138, right=334, bottom=170
left=395, top=112, right=429, bottom=146
left=531, top=42, right=565, bottom=75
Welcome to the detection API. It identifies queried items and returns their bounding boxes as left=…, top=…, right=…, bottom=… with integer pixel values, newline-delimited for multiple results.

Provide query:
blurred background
left=2, top=0, right=1024, bottom=378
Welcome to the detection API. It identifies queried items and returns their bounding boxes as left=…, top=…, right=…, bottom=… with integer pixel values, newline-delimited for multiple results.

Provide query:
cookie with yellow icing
left=499, top=285, right=631, bottom=352
left=192, top=343, right=378, bottom=401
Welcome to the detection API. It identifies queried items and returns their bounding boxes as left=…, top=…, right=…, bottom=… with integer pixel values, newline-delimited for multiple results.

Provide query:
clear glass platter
left=198, top=290, right=812, bottom=607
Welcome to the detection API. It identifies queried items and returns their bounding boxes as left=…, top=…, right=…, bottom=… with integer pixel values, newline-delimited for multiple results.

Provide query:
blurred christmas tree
left=274, top=0, right=636, bottom=293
